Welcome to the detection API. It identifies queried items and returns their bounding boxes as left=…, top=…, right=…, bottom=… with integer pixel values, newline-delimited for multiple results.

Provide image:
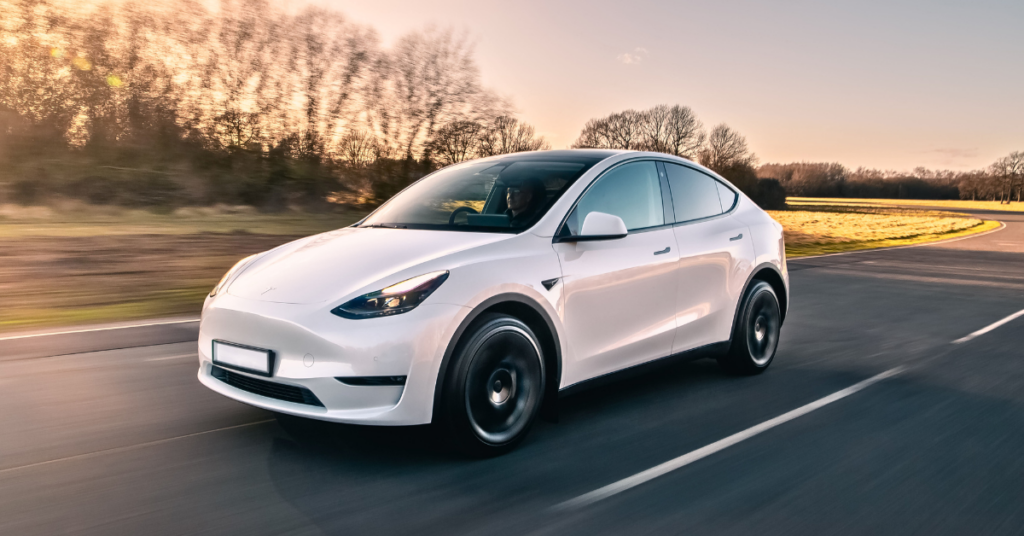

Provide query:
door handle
left=729, top=233, right=744, bottom=241
left=654, top=246, right=671, bottom=255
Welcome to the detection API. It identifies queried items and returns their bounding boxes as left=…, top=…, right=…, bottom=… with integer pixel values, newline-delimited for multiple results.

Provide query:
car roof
left=484, top=149, right=627, bottom=165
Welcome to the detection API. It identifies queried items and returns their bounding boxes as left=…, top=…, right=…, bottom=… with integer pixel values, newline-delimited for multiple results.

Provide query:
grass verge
left=787, top=197, right=1024, bottom=213
left=0, top=201, right=1005, bottom=333
left=781, top=219, right=1001, bottom=258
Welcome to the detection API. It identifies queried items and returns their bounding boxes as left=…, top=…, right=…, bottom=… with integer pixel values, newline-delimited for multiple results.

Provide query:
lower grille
left=211, top=366, right=325, bottom=407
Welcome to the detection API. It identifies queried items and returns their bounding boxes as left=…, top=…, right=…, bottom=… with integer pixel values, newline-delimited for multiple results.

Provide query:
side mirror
left=561, top=211, right=628, bottom=242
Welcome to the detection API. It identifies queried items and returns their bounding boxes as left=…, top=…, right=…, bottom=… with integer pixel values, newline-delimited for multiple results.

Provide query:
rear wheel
left=718, top=280, right=781, bottom=375
left=438, top=313, right=545, bottom=456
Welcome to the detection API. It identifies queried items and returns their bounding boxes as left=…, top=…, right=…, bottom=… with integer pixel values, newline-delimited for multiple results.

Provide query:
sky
left=311, top=0, right=1023, bottom=171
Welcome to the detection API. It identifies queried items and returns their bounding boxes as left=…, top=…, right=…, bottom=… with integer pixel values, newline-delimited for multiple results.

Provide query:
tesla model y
left=198, top=150, right=788, bottom=455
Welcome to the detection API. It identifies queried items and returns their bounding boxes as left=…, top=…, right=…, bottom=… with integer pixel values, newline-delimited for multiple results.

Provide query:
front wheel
left=718, top=280, right=782, bottom=375
left=438, top=313, right=545, bottom=456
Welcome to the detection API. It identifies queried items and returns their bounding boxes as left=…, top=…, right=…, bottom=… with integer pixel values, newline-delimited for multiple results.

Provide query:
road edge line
left=552, top=366, right=906, bottom=511
left=0, top=318, right=200, bottom=341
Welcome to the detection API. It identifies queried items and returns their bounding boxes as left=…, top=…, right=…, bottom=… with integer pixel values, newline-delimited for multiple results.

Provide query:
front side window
left=664, top=163, right=724, bottom=223
left=562, top=161, right=665, bottom=235
left=359, top=157, right=598, bottom=233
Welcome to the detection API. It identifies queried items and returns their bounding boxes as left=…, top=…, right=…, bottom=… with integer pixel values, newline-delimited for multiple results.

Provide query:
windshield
left=358, top=155, right=602, bottom=233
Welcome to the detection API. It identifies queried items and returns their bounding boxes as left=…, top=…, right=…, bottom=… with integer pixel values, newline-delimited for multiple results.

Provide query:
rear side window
left=564, top=161, right=664, bottom=234
left=716, top=181, right=738, bottom=212
left=664, top=163, right=722, bottom=223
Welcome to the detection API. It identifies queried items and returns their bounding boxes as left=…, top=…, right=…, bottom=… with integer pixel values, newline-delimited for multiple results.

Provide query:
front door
left=554, top=161, right=679, bottom=386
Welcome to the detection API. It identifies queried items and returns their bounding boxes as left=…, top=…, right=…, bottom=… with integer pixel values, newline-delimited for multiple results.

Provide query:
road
left=2, top=208, right=1022, bottom=535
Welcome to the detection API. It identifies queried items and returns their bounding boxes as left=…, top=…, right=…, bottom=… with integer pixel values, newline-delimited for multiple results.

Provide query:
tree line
left=0, top=0, right=547, bottom=207
left=571, top=104, right=1023, bottom=206
left=1, top=0, right=1020, bottom=210
left=757, top=152, right=1024, bottom=203
left=571, top=106, right=785, bottom=209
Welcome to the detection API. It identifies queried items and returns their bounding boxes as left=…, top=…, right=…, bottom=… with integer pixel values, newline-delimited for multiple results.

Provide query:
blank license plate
left=213, top=341, right=272, bottom=375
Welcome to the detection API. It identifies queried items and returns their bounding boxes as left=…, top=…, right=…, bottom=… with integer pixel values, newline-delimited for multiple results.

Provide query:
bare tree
left=337, top=130, right=379, bottom=168
left=647, top=104, right=705, bottom=159
left=699, top=123, right=757, bottom=172
left=606, top=110, right=647, bottom=150
left=573, top=104, right=704, bottom=157
left=477, top=116, right=549, bottom=157
left=572, top=117, right=612, bottom=149
left=366, top=28, right=508, bottom=160
left=990, top=151, right=1024, bottom=204
left=283, top=8, right=376, bottom=157
left=429, top=120, right=484, bottom=165
left=198, top=0, right=283, bottom=150
left=573, top=109, right=646, bottom=150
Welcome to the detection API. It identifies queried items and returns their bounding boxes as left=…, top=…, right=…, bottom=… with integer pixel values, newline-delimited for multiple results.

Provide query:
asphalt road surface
left=2, top=208, right=1022, bottom=535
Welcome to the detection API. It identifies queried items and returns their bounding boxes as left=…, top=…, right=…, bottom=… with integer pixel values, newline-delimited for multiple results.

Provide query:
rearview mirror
left=563, top=212, right=628, bottom=242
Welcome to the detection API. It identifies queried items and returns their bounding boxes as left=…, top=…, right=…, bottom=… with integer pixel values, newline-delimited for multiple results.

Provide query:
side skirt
left=557, top=341, right=731, bottom=399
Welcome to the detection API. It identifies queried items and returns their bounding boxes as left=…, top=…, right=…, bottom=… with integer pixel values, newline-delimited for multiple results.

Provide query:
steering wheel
left=448, top=206, right=479, bottom=225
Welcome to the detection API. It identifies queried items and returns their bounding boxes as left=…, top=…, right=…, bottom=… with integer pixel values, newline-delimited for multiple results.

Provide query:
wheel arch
left=737, top=263, right=789, bottom=327
left=431, top=293, right=562, bottom=423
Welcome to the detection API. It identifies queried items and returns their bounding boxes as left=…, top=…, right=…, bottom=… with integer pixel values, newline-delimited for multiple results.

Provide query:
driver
left=505, top=178, right=546, bottom=227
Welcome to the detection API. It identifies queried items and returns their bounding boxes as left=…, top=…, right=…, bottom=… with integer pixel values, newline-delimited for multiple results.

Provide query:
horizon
left=313, top=0, right=1023, bottom=172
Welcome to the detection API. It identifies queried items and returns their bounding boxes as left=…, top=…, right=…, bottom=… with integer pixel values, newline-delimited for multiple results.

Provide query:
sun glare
left=71, top=56, right=92, bottom=70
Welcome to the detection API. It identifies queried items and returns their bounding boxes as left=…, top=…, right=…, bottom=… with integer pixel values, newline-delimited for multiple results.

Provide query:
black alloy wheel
left=719, top=280, right=782, bottom=375
left=439, top=313, right=545, bottom=456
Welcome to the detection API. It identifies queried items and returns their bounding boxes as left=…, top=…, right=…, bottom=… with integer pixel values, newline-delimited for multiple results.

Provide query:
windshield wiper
left=359, top=223, right=406, bottom=229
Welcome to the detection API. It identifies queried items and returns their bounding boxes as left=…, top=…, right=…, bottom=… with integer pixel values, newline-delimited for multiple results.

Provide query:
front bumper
left=198, top=294, right=468, bottom=425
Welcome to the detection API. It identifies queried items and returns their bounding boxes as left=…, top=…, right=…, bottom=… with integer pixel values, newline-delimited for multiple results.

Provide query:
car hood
left=227, top=228, right=510, bottom=304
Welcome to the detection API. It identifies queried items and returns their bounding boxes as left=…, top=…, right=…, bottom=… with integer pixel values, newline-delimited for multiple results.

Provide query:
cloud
left=617, top=47, right=649, bottom=65
left=925, top=147, right=980, bottom=159
left=918, top=147, right=982, bottom=169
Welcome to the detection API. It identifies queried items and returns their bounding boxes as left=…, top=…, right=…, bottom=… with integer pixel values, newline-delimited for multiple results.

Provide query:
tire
left=438, top=313, right=546, bottom=456
left=718, top=280, right=782, bottom=375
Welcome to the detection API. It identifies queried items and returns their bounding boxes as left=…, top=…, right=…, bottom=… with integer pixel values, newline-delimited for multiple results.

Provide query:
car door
left=553, top=160, right=680, bottom=385
left=661, top=162, right=755, bottom=353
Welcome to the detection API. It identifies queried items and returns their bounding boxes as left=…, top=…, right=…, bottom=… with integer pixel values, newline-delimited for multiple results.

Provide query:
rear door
left=554, top=161, right=679, bottom=385
left=661, top=162, right=755, bottom=353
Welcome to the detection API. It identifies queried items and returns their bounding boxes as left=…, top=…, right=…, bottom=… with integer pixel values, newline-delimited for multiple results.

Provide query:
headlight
left=331, top=270, right=450, bottom=319
left=209, top=254, right=258, bottom=298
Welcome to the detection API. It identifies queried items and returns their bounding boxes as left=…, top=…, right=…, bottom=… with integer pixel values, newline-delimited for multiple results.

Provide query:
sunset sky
left=315, top=0, right=1022, bottom=171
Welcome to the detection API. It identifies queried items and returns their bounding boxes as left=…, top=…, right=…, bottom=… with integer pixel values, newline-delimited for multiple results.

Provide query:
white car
left=198, top=150, right=788, bottom=455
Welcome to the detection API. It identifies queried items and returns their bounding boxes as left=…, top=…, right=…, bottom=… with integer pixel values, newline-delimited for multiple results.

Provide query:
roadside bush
left=754, top=178, right=787, bottom=209
left=70, top=174, right=183, bottom=206
left=72, top=176, right=120, bottom=205
left=368, top=158, right=432, bottom=204
left=125, top=175, right=183, bottom=206
left=10, top=176, right=45, bottom=205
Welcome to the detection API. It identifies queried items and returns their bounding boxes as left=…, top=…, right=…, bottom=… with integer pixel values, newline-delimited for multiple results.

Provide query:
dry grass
left=0, top=201, right=1001, bottom=333
left=0, top=204, right=368, bottom=333
left=771, top=202, right=997, bottom=257
left=787, top=197, right=1024, bottom=212
left=0, top=201, right=365, bottom=238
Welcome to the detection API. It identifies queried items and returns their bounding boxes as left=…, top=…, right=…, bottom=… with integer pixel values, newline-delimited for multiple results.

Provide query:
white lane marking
left=0, top=319, right=200, bottom=341
left=144, top=354, right=197, bottom=362
left=0, top=419, right=274, bottom=475
left=553, top=366, right=906, bottom=511
left=800, top=221, right=1006, bottom=260
left=952, top=308, right=1024, bottom=344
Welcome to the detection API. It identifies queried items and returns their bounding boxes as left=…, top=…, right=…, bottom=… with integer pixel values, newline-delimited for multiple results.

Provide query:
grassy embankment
left=787, top=197, right=1024, bottom=212
left=777, top=199, right=1001, bottom=257
left=0, top=199, right=1001, bottom=333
